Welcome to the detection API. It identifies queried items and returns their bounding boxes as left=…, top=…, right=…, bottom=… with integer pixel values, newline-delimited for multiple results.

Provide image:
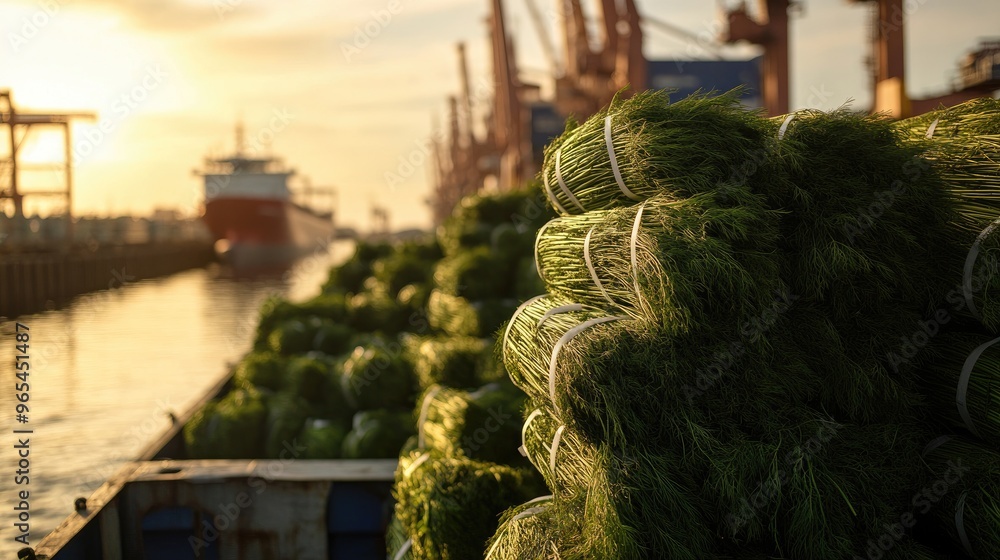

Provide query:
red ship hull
left=202, top=196, right=334, bottom=266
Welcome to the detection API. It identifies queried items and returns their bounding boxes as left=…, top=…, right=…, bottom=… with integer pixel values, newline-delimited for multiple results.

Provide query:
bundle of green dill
left=406, top=335, right=497, bottom=389
left=433, top=246, right=519, bottom=301
left=252, top=293, right=350, bottom=349
left=392, top=450, right=543, bottom=560
left=494, top=276, right=953, bottom=558
left=504, top=394, right=935, bottom=559
left=540, top=89, right=776, bottom=214
left=516, top=402, right=713, bottom=559
left=321, top=241, right=393, bottom=295
left=371, top=250, right=438, bottom=297
left=766, top=108, right=962, bottom=363
left=340, top=409, right=414, bottom=459
left=233, top=351, right=288, bottom=392
left=183, top=386, right=267, bottom=459
left=436, top=190, right=538, bottom=255
left=484, top=496, right=559, bottom=560
left=959, top=229, right=1000, bottom=333
left=345, top=290, right=410, bottom=334
left=415, top=383, right=526, bottom=464
left=387, top=379, right=539, bottom=560
left=922, top=436, right=1000, bottom=560
left=501, top=295, right=895, bottom=446
left=299, top=418, right=350, bottom=459
left=263, top=392, right=311, bottom=458
left=426, top=290, right=518, bottom=338
left=533, top=192, right=783, bottom=329
left=895, top=99, right=1000, bottom=331
left=387, top=515, right=413, bottom=560
left=895, top=98, right=1000, bottom=232
left=919, top=333, right=1000, bottom=446
left=340, top=343, right=416, bottom=410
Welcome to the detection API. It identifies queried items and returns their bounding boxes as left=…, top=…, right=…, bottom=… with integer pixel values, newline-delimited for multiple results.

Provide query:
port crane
left=0, top=90, right=95, bottom=241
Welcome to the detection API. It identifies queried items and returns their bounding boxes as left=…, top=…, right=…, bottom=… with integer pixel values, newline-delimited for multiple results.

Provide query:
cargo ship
left=198, top=127, right=335, bottom=268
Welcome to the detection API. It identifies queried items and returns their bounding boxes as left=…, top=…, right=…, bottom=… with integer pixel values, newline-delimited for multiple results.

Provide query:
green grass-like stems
left=426, top=290, right=520, bottom=338
left=767, top=109, right=961, bottom=336
left=922, top=436, right=1000, bottom=560
left=540, top=89, right=779, bottom=214
left=415, top=382, right=527, bottom=465
left=896, top=99, right=1000, bottom=332
left=509, top=397, right=934, bottom=559
left=534, top=193, right=783, bottom=331
left=896, top=98, right=1000, bottom=234
left=517, top=402, right=714, bottom=559
left=920, top=333, right=1000, bottom=446
left=393, top=450, right=543, bottom=560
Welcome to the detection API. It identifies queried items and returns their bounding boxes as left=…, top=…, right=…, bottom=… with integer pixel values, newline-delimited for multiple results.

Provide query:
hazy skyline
left=1, top=0, right=997, bottom=231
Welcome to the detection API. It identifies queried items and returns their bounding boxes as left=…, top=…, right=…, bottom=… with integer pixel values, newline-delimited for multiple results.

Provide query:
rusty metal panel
left=125, top=478, right=332, bottom=560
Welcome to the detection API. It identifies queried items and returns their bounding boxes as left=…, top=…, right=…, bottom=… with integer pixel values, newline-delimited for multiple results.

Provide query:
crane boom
left=642, top=14, right=725, bottom=59
left=523, top=0, right=560, bottom=75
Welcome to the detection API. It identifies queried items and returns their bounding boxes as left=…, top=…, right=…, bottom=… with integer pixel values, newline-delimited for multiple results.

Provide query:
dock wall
left=0, top=241, right=216, bottom=318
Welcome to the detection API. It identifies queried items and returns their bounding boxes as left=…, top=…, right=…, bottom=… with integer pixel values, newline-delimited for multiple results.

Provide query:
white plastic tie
left=533, top=221, right=552, bottom=284
left=549, top=424, right=566, bottom=477
left=402, top=452, right=431, bottom=478
left=777, top=113, right=796, bottom=140
left=543, top=171, right=570, bottom=216
left=956, top=337, right=1000, bottom=437
left=604, top=115, right=640, bottom=201
left=548, top=316, right=624, bottom=403
left=554, top=148, right=586, bottom=213
left=417, top=386, right=444, bottom=449
left=392, top=539, right=413, bottom=560
left=502, top=294, right=547, bottom=364
left=538, top=304, right=584, bottom=328
left=926, top=118, right=940, bottom=139
left=955, top=491, right=975, bottom=557
left=519, top=408, right=543, bottom=458
left=585, top=226, right=616, bottom=305
left=629, top=202, right=647, bottom=306
left=921, top=435, right=953, bottom=458
left=524, top=494, right=554, bottom=506
left=963, top=217, right=1000, bottom=319
left=512, top=505, right=548, bottom=522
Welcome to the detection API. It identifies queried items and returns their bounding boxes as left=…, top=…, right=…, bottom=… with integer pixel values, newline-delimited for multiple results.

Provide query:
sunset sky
left=1, top=0, right=997, bottom=231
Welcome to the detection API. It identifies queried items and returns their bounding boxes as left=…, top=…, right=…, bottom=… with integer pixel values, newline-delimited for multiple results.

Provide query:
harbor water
left=0, top=241, right=353, bottom=557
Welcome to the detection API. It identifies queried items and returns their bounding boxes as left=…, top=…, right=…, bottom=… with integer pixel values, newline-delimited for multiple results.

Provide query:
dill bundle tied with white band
left=386, top=516, right=413, bottom=560
left=533, top=193, right=783, bottom=330
left=484, top=496, right=561, bottom=560
left=961, top=219, right=1000, bottom=328
left=957, top=178, right=1000, bottom=335
left=922, top=334, right=1000, bottom=445
left=540, top=89, right=777, bottom=215
left=922, top=436, right=1000, bottom=560
left=501, top=294, right=614, bottom=406
left=502, top=294, right=808, bottom=449
left=414, top=383, right=526, bottom=464
left=896, top=97, right=1000, bottom=232
left=518, top=405, right=594, bottom=495
left=496, top=401, right=716, bottom=559
left=392, top=449, right=545, bottom=560
left=502, top=294, right=700, bottom=449
left=895, top=99, right=1000, bottom=331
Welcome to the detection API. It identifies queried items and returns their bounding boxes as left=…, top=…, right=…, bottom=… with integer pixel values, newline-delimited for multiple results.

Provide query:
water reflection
left=0, top=240, right=352, bottom=556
